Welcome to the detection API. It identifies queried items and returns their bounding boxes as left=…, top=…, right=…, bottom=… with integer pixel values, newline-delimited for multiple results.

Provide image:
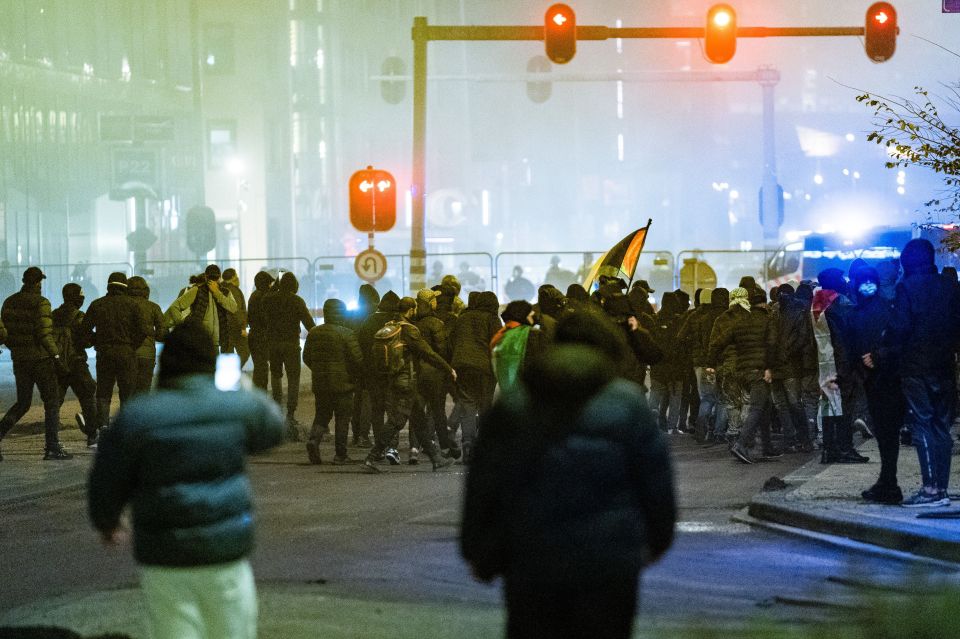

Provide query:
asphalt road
left=1, top=413, right=957, bottom=637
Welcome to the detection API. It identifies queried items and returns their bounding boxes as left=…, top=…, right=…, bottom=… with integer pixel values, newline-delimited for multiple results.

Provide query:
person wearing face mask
left=850, top=267, right=905, bottom=504
left=52, top=283, right=100, bottom=447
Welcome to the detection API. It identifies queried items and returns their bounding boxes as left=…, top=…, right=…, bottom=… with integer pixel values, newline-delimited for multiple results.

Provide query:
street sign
left=113, top=148, right=159, bottom=186
left=354, top=248, right=388, bottom=283
left=946, top=0, right=960, bottom=12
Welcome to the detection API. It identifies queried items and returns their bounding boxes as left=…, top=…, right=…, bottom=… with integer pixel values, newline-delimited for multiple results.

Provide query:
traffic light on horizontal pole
left=349, top=167, right=397, bottom=233
left=865, top=2, right=897, bottom=62
left=705, top=4, right=737, bottom=64
left=544, top=4, right=576, bottom=64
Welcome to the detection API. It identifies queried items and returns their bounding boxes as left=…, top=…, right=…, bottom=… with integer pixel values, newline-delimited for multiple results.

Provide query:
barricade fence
left=1, top=250, right=788, bottom=314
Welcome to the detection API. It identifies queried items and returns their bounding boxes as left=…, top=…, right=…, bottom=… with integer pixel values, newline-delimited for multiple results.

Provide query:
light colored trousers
left=140, top=559, right=257, bottom=639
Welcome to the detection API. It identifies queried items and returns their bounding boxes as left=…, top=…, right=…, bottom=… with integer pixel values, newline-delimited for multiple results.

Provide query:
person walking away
left=88, top=323, right=284, bottom=639
left=303, top=298, right=362, bottom=465
left=648, top=292, right=686, bottom=434
left=490, top=300, right=545, bottom=396
left=811, top=269, right=870, bottom=465
left=767, top=284, right=815, bottom=454
left=779, top=282, right=821, bottom=447
left=165, top=264, right=238, bottom=353
left=0, top=267, right=71, bottom=460
left=52, top=283, right=99, bottom=447
left=683, top=288, right=729, bottom=444
left=221, top=268, right=250, bottom=368
left=887, top=239, right=960, bottom=507
left=127, top=276, right=166, bottom=395
left=708, top=288, right=748, bottom=443
left=347, top=284, right=380, bottom=447
left=363, top=297, right=457, bottom=472
left=246, top=271, right=276, bottom=391
left=461, top=310, right=676, bottom=639
left=449, top=291, right=501, bottom=463
left=850, top=267, right=905, bottom=504
left=358, top=292, right=401, bottom=460
left=80, top=272, right=148, bottom=433
left=411, top=288, right=455, bottom=462
left=265, top=272, right=315, bottom=440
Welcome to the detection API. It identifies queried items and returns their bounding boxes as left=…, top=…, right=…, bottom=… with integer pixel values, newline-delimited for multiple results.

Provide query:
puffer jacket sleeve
left=88, top=418, right=136, bottom=533
left=245, top=394, right=285, bottom=453
left=302, top=327, right=319, bottom=369
left=36, top=297, right=58, bottom=358
left=626, top=392, right=676, bottom=561
left=0, top=316, right=7, bottom=345
left=344, top=330, right=363, bottom=381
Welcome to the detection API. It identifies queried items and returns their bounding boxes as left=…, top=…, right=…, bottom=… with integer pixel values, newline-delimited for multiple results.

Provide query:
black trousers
left=350, top=386, right=372, bottom=439
left=249, top=341, right=270, bottom=391
left=269, top=341, right=302, bottom=417
left=369, top=372, right=438, bottom=459
left=310, top=386, right=353, bottom=458
left=505, top=577, right=639, bottom=639
left=95, top=346, right=137, bottom=404
left=0, top=357, right=61, bottom=449
left=456, top=366, right=496, bottom=448
left=867, top=376, right=906, bottom=488
left=58, top=361, right=98, bottom=435
left=134, top=357, right=155, bottom=395
left=417, top=367, right=451, bottom=449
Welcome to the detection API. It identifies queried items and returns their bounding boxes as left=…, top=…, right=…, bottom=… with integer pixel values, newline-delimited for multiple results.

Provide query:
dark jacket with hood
left=89, top=374, right=284, bottom=567
left=246, top=271, right=275, bottom=349
left=127, top=278, right=166, bottom=360
left=678, top=288, right=728, bottom=368
left=303, top=299, right=363, bottom=394
left=52, top=300, right=87, bottom=365
left=81, top=282, right=148, bottom=351
left=415, top=297, right=449, bottom=371
left=265, top=273, right=315, bottom=343
left=2, top=283, right=58, bottom=361
left=710, top=302, right=773, bottom=376
left=450, top=291, right=502, bottom=373
left=461, top=344, right=676, bottom=584
left=649, top=293, right=687, bottom=381
left=887, top=240, right=960, bottom=378
left=350, top=284, right=381, bottom=332
left=850, top=270, right=901, bottom=389
left=772, top=286, right=817, bottom=377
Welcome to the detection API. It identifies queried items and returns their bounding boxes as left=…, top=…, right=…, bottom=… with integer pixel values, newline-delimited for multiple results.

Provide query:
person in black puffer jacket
left=264, top=272, right=316, bottom=438
left=80, top=271, right=149, bottom=433
left=461, top=310, right=676, bottom=639
left=681, top=288, right=729, bottom=443
left=88, top=322, right=283, bottom=639
left=358, top=291, right=400, bottom=454
left=246, top=270, right=276, bottom=391
left=345, top=284, right=381, bottom=448
left=766, top=284, right=815, bottom=454
left=711, top=288, right=779, bottom=463
left=0, top=267, right=70, bottom=460
left=449, top=290, right=502, bottom=461
left=303, top=298, right=363, bottom=464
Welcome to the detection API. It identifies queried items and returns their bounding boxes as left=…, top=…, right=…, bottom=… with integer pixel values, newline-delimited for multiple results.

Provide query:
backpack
left=373, top=320, right=410, bottom=375
left=52, top=308, right=78, bottom=363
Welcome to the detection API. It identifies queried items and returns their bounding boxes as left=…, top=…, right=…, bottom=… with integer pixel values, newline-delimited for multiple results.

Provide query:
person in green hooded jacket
left=490, top=301, right=545, bottom=397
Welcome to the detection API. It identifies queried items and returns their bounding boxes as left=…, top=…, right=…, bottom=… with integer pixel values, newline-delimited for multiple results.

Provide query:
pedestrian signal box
left=349, top=167, right=397, bottom=233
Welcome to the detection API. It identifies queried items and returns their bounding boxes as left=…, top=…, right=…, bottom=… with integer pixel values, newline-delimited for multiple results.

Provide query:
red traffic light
left=705, top=4, right=737, bottom=64
left=865, top=2, right=897, bottom=62
left=544, top=4, right=576, bottom=65
left=349, top=167, right=397, bottom=233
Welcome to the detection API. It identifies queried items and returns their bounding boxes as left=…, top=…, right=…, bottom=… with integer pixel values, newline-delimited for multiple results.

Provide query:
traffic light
left=349, top=167, right=397, bottom=233
left=705, top=4, right=737, bottom=64
left=544, top=4, right=576, bottom=65
left=865, top=2, right=897, bottom=63
left=185, top=206, right=217, bottom=255
left=526, top=56, right=552, bottom=104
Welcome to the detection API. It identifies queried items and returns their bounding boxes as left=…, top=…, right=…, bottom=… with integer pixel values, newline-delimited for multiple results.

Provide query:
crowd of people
left=0, top=237, right=957, bottom=507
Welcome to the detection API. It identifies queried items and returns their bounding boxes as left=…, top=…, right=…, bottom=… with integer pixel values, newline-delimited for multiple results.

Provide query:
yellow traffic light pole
left=408, top=16, right=891, bottom=293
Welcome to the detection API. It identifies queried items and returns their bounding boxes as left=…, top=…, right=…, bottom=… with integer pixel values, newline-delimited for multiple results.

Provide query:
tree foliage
left=856, top=82, right=960, bottom=250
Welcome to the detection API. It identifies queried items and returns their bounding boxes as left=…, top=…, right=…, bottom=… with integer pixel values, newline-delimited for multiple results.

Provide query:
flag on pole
left=582, top=219, right=653, bottom=292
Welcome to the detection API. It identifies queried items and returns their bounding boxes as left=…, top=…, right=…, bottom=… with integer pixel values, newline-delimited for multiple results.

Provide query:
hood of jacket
left=279, top=272, right=299, bottom=294
left=711, top=287, right=730, bottom=309
left=521, top=344, right=616, bottom=414
left=538, top=287, right=565, bottom=318
left=378, top=290, right=400, bottom=313
left=254, top=271, right=275, bottom=291
left=323, top=298, right=347, bottom=326
left=358, top=284, right=380, bottom=314
left=127, top=276, right=149, bottom=299
left=477, top=291, right=500, bottom=313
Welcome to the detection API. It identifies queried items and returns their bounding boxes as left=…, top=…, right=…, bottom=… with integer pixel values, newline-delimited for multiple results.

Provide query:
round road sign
left=355, top=248, right=388, bottom=283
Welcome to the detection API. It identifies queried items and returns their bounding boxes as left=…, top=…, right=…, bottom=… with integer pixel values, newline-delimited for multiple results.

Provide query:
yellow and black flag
left=582, top=219, right=653, bottom=292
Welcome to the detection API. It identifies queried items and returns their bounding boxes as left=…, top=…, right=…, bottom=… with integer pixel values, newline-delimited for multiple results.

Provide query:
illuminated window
left=207, top=120, right=236, bottom=170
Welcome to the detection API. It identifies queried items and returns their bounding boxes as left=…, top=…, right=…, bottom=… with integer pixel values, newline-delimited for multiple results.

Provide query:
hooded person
left=303, top=298, right=363, bottom=464
left=246, top=270, right=276, bottom=391
left=353, top=284, right=381, bottom=329
left=811, top=268, right=868, bottom=465
left=265, top=272, right=316, bottom=439
left=681, top=287, right=730, bottom=443
left=884, top=239, right=960, bottom=506
left=535, top=285, right=565, bottom=342
left=52, top=282, right=100, bottom=447
left=647, top=292, right=688, bottom=434
left=344, top=284, right=383, bottom=448
left=449, top=290, right=502, bottom=462
left=165, top=264, right=238, bottom=353
left=461, top=310, right=676, bottom=639
left=81, top=272, right=151, bottom=433
left=220, top=268, right=249, bottom=367
left=127, top=276, right=166, bottom=395
left=358, top=290, right=402, bottom=452
left=440, top=275, right=465, bottom=316
left=490, top=300, right=546, bottom=397
left=565, top=283, right=591, bottom=311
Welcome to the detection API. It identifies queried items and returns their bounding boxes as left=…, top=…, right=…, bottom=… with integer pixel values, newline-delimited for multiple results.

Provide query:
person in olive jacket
left=246, top=270, right=276, bottom=391
left=0, top=267, right=71, bottom=460
left=127, top=276, right=166, bottom=395
left=89, top=323, right=283, bottom=639
left=448, top=291, right=502, bottom=462
left=303, top=298, right=363, bottom=464
left=52, top=283, right=100, bottom=447
left=462, top=310, right=676, bottom=639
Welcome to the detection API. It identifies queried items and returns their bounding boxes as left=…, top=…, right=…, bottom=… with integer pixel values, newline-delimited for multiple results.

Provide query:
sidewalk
left=0, top=422, right=93, bottom=505
left=748, top=437, right=960, bottom=564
